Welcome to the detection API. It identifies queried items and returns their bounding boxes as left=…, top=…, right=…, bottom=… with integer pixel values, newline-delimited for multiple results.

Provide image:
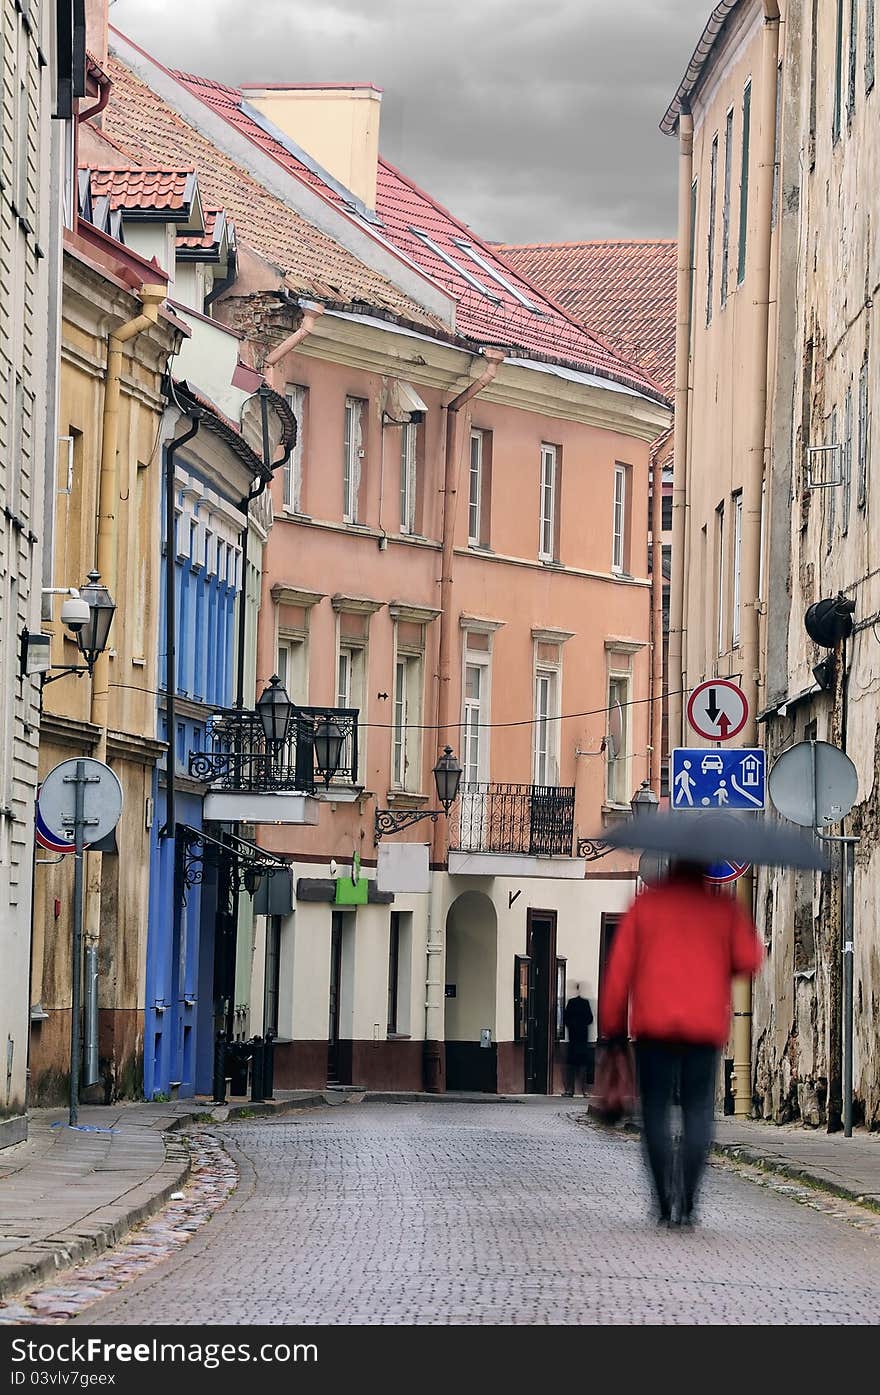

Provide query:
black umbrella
left=598, top=809, right=829, bottom=871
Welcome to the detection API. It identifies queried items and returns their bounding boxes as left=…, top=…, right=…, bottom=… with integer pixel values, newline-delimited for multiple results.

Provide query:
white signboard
left=376, top=842, right=431, bottom=894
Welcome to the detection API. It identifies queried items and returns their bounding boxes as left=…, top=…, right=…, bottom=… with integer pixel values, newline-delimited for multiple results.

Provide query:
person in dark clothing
left=563, top=985, right=594, bottom=1097
left=599, top=861, right=763, bottom=1226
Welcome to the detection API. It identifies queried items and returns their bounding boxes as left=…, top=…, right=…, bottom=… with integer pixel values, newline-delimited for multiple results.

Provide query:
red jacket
left=599, top=879, right=763, bottom=1048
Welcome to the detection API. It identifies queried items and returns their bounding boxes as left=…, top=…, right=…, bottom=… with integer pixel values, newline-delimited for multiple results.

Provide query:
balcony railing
left=448, top=782, right=576, bottom=857
left=189, top=706, right=359, bottom=793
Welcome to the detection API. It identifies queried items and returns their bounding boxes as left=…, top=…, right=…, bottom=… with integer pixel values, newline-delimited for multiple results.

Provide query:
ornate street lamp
left=374, top=745, right=463, bottom=840
left=75, top=570, right=116, bottom=670
left=433, top=745, right=462, bottom=814
left=313, top=714, right=346, bottom=787
left=630, top=779, right=660, bottom=816
left=256, top=674, right=294, bottom=748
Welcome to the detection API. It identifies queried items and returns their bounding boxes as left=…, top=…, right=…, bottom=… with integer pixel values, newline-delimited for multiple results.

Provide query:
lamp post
left=313, top=714, right=346, bottom=787
left=22, top=572, right=116, bottom=684
left=374, top=746, right=463, bottom=840
left=578, top=779, right=660, bottom=859
left=256, top=674, right=293, bottom=749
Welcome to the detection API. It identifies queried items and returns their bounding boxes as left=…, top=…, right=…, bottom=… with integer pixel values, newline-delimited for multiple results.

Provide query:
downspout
left=264, top=301, right=324, bottom=376
left=160, top=412, right=202, bottom=839
left=85, top=284, right=167, bottom=993
left=424, top=347, right=504, bottom=1096
left=732, top=0, right=781, bottom=1119
left=650, top=439, right=665, bottom=794
left=668, top=109, right=694, bottom=751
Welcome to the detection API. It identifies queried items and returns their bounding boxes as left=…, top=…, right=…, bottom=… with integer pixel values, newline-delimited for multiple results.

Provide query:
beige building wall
left=29, top=246, right=179, bottom=1104
left=757, top=0, right=880, bottom=1127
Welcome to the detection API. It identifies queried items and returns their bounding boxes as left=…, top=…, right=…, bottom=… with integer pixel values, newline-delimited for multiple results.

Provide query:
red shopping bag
left=591, top=1040, right=636, bottom=1124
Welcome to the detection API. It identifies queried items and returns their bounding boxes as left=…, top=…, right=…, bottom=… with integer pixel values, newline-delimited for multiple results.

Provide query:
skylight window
left=452, top=238, right=546, bottom=314
left=409, top=227, right=502, bottom=304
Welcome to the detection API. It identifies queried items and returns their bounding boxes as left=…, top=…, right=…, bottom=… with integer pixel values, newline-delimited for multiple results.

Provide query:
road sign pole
left=843, top=837, right=855, bottom=1139
left=69, top=761, right=86, bottom=1128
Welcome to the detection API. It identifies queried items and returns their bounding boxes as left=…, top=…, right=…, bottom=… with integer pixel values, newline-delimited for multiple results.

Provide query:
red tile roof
left=497, top=241, right=677, bottom=397
left=89, top=167, right=197, bottom=215
left=172, top=70, right=668, bottom=401
left=101, top=57, right=442, bottom=328
left=177, top=207, right=229, bottom=252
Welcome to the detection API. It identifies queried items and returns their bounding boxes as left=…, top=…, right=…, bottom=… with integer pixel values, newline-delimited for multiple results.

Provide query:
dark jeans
left=565, top=1046, right=590, bottom=1096
left=635, top=1040, right=719, bottom=1218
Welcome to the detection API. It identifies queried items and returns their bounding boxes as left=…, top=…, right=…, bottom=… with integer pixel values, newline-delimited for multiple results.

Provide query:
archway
left=444, top=891, right=497, bottom=1092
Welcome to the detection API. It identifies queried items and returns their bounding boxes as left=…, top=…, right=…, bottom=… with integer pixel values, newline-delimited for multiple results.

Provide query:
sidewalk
left=1, top=1092, right=878, bottom=1303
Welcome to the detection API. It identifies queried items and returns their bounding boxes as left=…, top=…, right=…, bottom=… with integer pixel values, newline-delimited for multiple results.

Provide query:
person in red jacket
left=599, top=860, right=763, bottom=1226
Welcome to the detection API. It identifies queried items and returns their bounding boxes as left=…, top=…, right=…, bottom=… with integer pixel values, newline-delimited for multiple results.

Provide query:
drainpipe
left=650, top=438, right=666, bottom=794
left=85, top=285, right=167, bottom=1003
left=668, top=109, right=694, bottom=751
left=424, top=347, right=504, bottom=1096
left=160, top=412, right=202, bottom=840
left=264, top=300, right=324, bottom=377
left=732, top=0, right=781, bottom=1119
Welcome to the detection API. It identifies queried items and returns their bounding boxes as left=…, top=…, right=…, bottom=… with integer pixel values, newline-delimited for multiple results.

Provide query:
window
left=461, top=646, right=490, bottom=785
left=606, top=674, right=630, bottom=805
left=738, top=81, right=751, bottom=284
left=343, top=397, right=365, bottom=523
left=867, top=0, right=876, bottom=92
left=452, top=238, right=541, bottom=311
left=835, top=0, right=845, bottom=140
left=539, top=443, right=557, bottom=561
left=661, top=492, right=673, bottom=532
left=612, top=465, right=627, bottom=573
left=706, top=133, right=718, bottom=324
left=337, top=642, right=365, bottom=780
left=400, top=421, right=418, bottom=534
left=827, top=409, right=838, bottom=550
left=534, top=668, right=559, bottom=786
left=732, top=492, right=743, bottom=648
left=848, top=0, right=858, bottom=122
left=387, top=912, right=412, bottom=1035
left=468, top=429, right=484, bottom=545
left=858, top=359, right=869, bottom=509
left=410, top=228, right=502, bottom=303
left=721, top=109, right=733, bottom=304
left=277, top=635, right=307, bottom=705
left=716, top=503, right=726, bottom=655
left=392, top=651, right=423, bottom=789
left=264, top=917, right=281, bottom=1038
left=284, top=385, right=306, bottom=512
left=843, top=384, right=853, bottom=532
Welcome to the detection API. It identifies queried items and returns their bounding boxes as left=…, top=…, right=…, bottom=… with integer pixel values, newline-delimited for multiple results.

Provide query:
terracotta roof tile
left=177, top=207, right=228, bottom=251
left=172, top=70, right=668, bottom=400
left=101, top=57, right=440, bottom=328
left=89, top=166, right=196, bottom=214
left=497, top=241, right=677, bottom=397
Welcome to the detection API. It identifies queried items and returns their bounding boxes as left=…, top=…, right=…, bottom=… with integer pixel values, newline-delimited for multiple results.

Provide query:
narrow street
left=73, top=1103, right=880, bottom=1326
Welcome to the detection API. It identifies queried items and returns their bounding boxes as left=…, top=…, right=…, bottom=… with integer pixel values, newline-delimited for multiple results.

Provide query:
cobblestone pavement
left=61, top=1101, right=880, bottom=1326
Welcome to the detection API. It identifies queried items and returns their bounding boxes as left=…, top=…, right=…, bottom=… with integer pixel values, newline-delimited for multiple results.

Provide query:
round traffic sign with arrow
left=687, top=680, right=749, bottom=742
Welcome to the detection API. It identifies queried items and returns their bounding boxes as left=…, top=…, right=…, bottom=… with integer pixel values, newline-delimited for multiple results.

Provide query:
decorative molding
left=459, top=614, right=506, bottom=634
left=532, top=626, right=575, bottom=645
left=331, top=594, right=384, bottom=615
left=389, top=602, right=441, bottom=625
left=271, top=584, right=325, bottom=609
left=604, top=637, right=647, bottom=654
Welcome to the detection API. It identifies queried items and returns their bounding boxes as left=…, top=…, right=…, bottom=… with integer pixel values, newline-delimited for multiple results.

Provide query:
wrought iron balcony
left=448, top=782, right=576, bottom=857
left=189, top=706, right=359, bottom=794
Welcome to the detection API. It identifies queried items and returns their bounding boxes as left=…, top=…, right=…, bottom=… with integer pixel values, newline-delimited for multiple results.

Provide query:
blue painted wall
left=144, top=452, right=243, bottom=1099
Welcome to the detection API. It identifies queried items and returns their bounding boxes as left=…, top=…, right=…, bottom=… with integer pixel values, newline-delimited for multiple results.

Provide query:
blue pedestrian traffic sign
left=670, top=748, right=766, bottom=811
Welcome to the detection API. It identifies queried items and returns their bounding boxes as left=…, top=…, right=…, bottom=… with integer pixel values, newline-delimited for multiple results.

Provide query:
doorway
left=328, top=912, right=343, bottom=1085
left=525, top=909, right=557, bottom=1093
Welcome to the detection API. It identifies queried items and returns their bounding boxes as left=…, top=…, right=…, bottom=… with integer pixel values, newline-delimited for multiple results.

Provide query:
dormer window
left=452, top=239, right=546, bottom=315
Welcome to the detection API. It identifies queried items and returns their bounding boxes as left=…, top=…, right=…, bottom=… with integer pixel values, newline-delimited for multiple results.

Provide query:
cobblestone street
left=68, top=1102, right=880, bottom=1326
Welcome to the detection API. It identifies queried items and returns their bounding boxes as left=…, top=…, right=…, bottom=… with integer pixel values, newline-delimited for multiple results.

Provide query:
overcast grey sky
left=110, top=0, right=704, bottom=243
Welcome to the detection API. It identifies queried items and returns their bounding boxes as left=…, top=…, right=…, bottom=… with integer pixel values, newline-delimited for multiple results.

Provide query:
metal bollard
left=212, top=1031, right=228, bottom=1104
left=249, top=1036, right=265, bottom=1103
left=263, top=1029, right=276, bottom=1100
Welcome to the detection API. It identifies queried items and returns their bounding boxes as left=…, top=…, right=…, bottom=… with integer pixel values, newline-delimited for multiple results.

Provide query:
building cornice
left=331, top=594, right=384, bottom=615
left=389, top=602, right=441, bottom=625
left=532, top=627, right=575, bottom=645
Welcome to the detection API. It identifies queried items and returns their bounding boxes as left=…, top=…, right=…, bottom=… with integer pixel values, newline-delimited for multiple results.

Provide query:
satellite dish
left=606, top=700, right=623, bottom=760
left=768, top=740, right=858, bottom=828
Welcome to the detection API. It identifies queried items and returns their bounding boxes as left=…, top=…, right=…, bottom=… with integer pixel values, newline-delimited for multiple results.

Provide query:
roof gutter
left=660, top=1, right=743, bottom=135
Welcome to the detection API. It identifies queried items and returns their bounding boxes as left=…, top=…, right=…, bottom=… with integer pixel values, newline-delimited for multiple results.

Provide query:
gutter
left=660, top=1, right=745, bottom=135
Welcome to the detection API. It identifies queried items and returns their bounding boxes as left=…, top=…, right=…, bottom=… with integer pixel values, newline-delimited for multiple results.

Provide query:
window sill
left=601, top=803, right=632, bottom=822
left=540, top=557, right=563, bottom=569
left=386, top=1033, right=412, bottom=1041
left=282, top=509, right=312, bottom=523
left=386, top=789, right=429, bottom=806
left=467, top=542, right=494, bottom=555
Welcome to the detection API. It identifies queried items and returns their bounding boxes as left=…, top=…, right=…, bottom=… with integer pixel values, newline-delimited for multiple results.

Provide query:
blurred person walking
left=562, top=984, right=593, bottom=1097
left=599, top=862, right=763, bottom=1226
